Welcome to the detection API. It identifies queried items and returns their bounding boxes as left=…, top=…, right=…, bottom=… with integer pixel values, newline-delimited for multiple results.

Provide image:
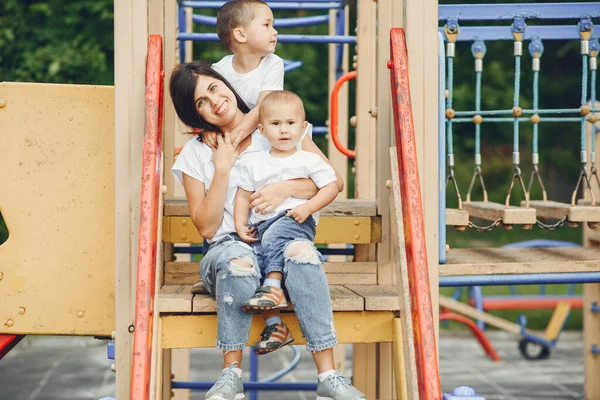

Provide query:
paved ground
left=0, top=331, right=584, bottom=399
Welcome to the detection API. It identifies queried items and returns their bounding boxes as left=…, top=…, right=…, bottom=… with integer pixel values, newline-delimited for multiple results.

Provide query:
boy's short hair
left=259, top=91, right=306, bottom=122
left=217, top=0, right=268, bottom=50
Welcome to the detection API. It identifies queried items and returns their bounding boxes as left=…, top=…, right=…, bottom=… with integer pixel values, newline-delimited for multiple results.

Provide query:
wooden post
left=114, top=0, right=150, bottom=397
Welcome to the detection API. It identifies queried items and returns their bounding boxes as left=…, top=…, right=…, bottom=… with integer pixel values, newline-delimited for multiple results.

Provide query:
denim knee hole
left=228, top=257, right=259, bottom=277
left=283, top=240, right=320, bottom=265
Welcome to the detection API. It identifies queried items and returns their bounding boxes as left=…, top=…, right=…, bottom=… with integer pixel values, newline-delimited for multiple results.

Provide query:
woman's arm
left=183, top=172, right=229, bottom=240
left=301, top=135, right=344, bottom=192
left=249, top=178, right=318, bottom=213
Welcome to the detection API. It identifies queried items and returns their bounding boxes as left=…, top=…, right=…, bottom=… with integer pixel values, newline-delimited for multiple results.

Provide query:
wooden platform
left=163, top=197, right=382, bottom=244
left=441, top=247, right=600, bottom=276
left=524, top=200, right=600, bottom=222
left=463, top=201, right=536, bottom=225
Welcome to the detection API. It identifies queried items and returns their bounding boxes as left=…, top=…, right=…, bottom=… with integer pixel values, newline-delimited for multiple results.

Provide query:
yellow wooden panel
left=544, top=302, right=571, bottom=341
left=161, top=311, right=395, bottom=348
left=0, top=83, right=115, bottom=335
left=163, top=216, right=381, bottom=244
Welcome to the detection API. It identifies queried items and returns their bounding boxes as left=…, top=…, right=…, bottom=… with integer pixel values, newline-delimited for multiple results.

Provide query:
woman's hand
left=212, top=132, right=241, bottom=173
left=250, top=182, right=290, bottom=214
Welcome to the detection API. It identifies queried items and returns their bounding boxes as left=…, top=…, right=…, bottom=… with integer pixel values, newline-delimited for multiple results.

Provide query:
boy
left=234, top=90, right=338, bottom=353
left=205, top=0, right=282, bottom=147
left=234, top=92, right=367, bottom=400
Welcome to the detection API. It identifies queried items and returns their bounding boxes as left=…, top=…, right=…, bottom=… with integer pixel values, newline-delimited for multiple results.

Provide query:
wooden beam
left=525, top=200, right=600, bottom=222
left=345, top=285, right=400, bottom=311
left=162, top=216, right=382, bottom=244
left=161, top=311, right=395, bottom=348
left=446, top=208, right=469, bottom=227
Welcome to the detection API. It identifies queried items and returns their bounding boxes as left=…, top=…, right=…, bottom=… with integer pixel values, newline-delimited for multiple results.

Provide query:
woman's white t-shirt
left=171, top=131, right=270, bottom=243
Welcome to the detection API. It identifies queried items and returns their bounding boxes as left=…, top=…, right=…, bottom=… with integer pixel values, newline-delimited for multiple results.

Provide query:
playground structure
left=0, top=2, right=600, bottom=400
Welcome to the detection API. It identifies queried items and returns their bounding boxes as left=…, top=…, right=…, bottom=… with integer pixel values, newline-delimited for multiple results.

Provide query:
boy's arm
left=234, top=188, right=258, bottom=242
left=231, top=90, right=275, bottom=141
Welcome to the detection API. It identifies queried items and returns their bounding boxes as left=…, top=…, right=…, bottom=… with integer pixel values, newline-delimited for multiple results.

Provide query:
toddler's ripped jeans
left=200, top=234, right=261, bottom=351
left=251, top=211, right=338, bottom=352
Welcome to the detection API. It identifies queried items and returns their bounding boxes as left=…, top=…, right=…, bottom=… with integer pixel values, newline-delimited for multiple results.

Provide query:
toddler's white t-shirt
left=212, top=54, right=284, bottom=110
left=171, top=131, right=270, bottom=243
left=238, top=150, right=337, bottom=225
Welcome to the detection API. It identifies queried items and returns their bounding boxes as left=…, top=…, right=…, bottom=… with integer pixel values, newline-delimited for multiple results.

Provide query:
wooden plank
left=439, top=296, right=522, bottom=335
left=158, top=284, right=365, bottom=313
left=345, top=285, right=400, bottom=311
left=446, top=208, right=469, bottom=226
left=393, top=318, right=409, bottom=400
left=464, top=201, right=536, bottom=225
left=163, top=197, right=378, bottom=217
left=352, top=344, right=378, bottom=400
left=526, top=200, right=600, bottom=222
left=161, top=311, right=396, bottom=348
left=543, top=302, right=571, bottom=341
left=163, top=216, right=382, bottom=244
left=442, top=247, right=600, bottom=275
left=389, top=148, right=420, bottom=400
left=525, top=200, right=569, bottom=220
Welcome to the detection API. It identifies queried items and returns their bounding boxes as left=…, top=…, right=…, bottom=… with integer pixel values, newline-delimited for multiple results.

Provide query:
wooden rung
left=525, top=200, right=600, bottom=222
left=164, top=196, right=378, bottom=217
left=543, top=301, right=571, bottom=342
left=446, top=208, right=469, bottom=227
left=441, top=247, right=600, bottom=275
left=463, top=201, right=536, bottom=225
left=162, top=216, right=382, bottom=245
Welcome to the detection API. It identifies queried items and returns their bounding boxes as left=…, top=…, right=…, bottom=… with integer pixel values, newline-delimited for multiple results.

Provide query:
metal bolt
left=5, top=319, right=14, bottom=328
left=369, top=106, right=378, bottom=118
left=19, top=307, right=26, bottom=315
left=351, top=167, right=356, bottom=174
left=181, top=233, right=188, bottom=241
left=350, top=116, right=357, bottom=127
left=385, top=180, right=392, bottom=189
left=181, top=219, right=188, bottom=226
left=354, top=234, right=360, bottom=240
left=111, top=363, right=116, bottom=372
left=354, top=323, right=361, bottom=331
left=0, top=98, right=6, bottom=108
left=77, top=311, right=85, bottom=318
left=161, top=185, right=168, bottom=194
left=354, top=220, right=360, bottom=226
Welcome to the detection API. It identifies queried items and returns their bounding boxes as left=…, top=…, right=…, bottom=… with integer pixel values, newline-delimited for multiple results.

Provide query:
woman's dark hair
left=169, top=60, right=250, bottom=133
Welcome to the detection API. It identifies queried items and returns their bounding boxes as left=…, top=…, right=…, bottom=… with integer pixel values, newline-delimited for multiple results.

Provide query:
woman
left=170, top=61, right=366, bottom=400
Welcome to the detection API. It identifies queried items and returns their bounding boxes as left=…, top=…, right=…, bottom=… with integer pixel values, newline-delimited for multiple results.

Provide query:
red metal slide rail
left=130, top=34, right=164, bottom=400
left=389, top=28, right=442, bottom=400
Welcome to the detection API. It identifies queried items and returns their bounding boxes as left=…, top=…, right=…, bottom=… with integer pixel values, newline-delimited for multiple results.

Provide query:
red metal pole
left=439, top=312, right=501, bottom=362
left=330, top=71, right=357, bottom=158
left=389, top=28, right=442, bottom=400
left=130, top=34, right=164, bottom=400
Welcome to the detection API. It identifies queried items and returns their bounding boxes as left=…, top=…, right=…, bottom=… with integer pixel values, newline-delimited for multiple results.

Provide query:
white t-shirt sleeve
left=260, top=55, right=284, bottom=92
left=306, top=154, right=337, bottom=189
left=237, top=156, right=257, bottom=192
left=171, top=138, right=209, bottom=185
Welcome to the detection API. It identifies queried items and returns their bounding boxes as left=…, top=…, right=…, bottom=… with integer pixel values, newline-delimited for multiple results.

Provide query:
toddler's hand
left=236, top=225, right=258, bottom=243
left=286, top=204, right=312, bottom=224
left=203, top=131, right=219, bottom=148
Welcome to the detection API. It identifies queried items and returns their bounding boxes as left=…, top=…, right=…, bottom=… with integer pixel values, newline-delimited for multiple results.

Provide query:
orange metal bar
left=389, top=28, right=442, bottom=400
left=330, top=71, right=357, bottom=158
left=439, top=313, right=501, bottom=362
left=130, top=34, right=164, bottom=400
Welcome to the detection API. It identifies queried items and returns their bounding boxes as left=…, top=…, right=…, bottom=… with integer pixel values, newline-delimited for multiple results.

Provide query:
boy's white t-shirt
left=171, top=131, right=271, bottom=243
left=212, top=54, right=284, bottom=110
left=238, top=150, right=337, bottom=225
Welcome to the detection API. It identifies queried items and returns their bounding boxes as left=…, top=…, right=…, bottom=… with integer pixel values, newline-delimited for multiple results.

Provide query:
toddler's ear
left=302, top=120, right=308, bottom=130
left=257, top=123, right=265, bottom=134
left=233, top=27, right=247, bottom=44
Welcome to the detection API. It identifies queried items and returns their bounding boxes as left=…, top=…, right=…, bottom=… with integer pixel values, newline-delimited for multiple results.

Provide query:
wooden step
left=463, top=201, right=536, bottom=225
left=440, top=247, right=600, bottom=276
left=523, top=200, right=600, bottom=222
left=164, top=261, right=378, bottom=285
left=157, top=284, right=400, bottom=313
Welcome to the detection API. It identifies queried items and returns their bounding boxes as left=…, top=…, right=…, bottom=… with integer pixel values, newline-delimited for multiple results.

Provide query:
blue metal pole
left=439, top=3, right=600, bottom=21
left=335, top=8, right=345, bottom=80
left=179, top=6, right=187, bottom=64
left=172, top=381, right=318, bottom=390
left=178, top=33, right=356, bottom=44
left=439, top=25, right=600, bottom=42
left=182, top=1, right=344, bottom=10
left=250, top=352, right=258, bottom=400
left=439, top=272, right=600, bottom=287
left=192, top=13, right=330, bottom=27
left=438, top=32, right=447, bottom=264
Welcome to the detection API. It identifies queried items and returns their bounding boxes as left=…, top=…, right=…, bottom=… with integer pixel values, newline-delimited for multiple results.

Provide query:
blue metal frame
left=439, top=3, right=600, bottom=21
left=182, top=1, right=343, bottom=10
left=438, top=32, right=447, bottom=264
left=439, top=25, right=600, bottom=42
left=178, top=33, right=356, bottom=44
left=173, top=246, right=353, bottom=255
left=439, top=272, right=600, bottom=287
left=172, top=381, right=318, bottom=390
left=192, top=13, right=330, bottom=27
